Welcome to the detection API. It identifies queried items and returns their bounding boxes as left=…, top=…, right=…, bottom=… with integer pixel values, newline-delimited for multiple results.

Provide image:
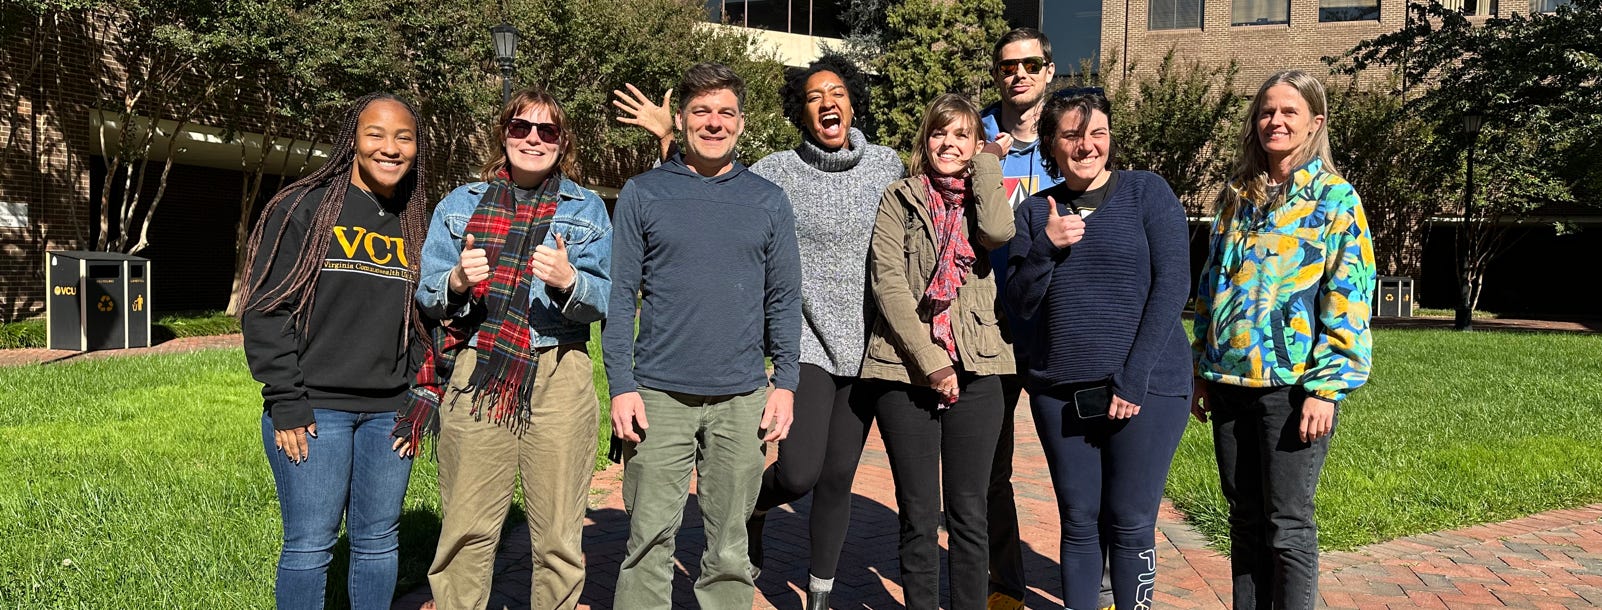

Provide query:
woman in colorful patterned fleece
left=1189, top=69, right=1375, bottom=610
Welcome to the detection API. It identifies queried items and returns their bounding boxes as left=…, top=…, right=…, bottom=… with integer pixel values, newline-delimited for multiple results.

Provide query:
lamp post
left=1455, top=110, right=1485, bottom=331
left=490, top=22, right=519, bottom=104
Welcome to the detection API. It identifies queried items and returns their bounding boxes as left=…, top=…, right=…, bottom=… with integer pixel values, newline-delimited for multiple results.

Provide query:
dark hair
left=991, top=27, right=1053, bottom=67
left=1038, top=88, right=1116, bottom=180
left=239, top=92, right=430, bottom=348
left=779, top=54, right=870, bottom=136
left=480, top=85, right=580, bottom=181
left=678, top=62, right=746, bottom=112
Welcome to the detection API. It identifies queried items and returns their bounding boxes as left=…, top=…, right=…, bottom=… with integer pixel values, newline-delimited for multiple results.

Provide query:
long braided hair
left=239, top=92, right=431, bottom=349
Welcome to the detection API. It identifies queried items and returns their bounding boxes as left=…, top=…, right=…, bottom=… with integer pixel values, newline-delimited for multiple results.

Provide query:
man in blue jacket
left=981, top=27, right=1115, bottom=610
left=604, top=62, right=802, bottom=610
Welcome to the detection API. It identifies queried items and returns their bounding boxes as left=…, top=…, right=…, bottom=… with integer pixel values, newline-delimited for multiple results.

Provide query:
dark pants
left=754, top=363, right=877, bottom=579
left=1031, top=389, right=1189, bottom=610
left=987, top=374, right=1027, bottom=600
left=1208, top=383, right=1335, bottom=610
left=877, top=373, right=1006, bottom=610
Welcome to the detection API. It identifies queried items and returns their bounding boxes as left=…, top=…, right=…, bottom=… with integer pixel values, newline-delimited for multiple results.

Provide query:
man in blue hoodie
left=604, top=62, right=802, bottom=610
left=982, top=29, right=1117, bottom=610
left=980, top=26, right=1063, bottom=610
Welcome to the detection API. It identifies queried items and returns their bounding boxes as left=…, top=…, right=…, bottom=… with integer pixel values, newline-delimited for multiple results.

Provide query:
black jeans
left=1208, top=382, right=1336, bottom=610
left=876, top=373, right=1005, bottom=610
left=754, top=363, right=877, bottom=579
left=1031, top=388, right=1189, bottom=610
left=986, top=373, right=1027, bottom=599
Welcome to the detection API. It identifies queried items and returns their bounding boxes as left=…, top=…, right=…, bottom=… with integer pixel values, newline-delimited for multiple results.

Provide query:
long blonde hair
left=1221, top=70, right=1337, bottom=213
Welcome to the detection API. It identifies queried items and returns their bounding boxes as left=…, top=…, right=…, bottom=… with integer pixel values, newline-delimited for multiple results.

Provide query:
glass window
left=1436, top=0, right=1496, bottom=15
left=1233, top=0, right=1290, bottom=25
left=716, top=0, right=847, bottom=37
left=1150, top=0, right=1204, bottom=29
left=1528, top=0, right=1569, bottom=11
left=1320, top=0, right=1380, bottom=21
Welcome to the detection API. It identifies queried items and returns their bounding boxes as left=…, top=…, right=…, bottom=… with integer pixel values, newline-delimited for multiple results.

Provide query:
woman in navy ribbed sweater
left=1004, top=90, right=1192, bottom=610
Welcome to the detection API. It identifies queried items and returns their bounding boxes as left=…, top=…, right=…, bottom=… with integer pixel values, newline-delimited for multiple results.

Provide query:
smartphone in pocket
left=1073, top=383, right=1113, bottom=419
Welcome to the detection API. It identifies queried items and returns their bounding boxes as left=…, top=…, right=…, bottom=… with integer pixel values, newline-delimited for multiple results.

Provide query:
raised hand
left=448, top=233, right=490, bottom=294
left=613, top=83, right=675, bottom=142
left=1044, top=195, right=1086, bottom=248
left=531, top=233, right=576, bottom=292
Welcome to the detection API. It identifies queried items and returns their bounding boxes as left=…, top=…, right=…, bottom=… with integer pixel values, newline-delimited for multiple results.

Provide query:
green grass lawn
left=3, top=326, right=1599, bottom=606
left=1164, top=328, right=1602, bottom=552
left=0, top=323, right=612, bottom=609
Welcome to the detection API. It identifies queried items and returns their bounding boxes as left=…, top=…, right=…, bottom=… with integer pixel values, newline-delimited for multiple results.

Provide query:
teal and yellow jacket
left=1192, top=158, right=1375, bottom=403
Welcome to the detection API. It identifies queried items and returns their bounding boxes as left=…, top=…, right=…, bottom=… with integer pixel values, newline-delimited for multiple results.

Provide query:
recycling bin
left=45, top=251, right=151, bottom=351
left=1376, top=275, right=1414, bottom=318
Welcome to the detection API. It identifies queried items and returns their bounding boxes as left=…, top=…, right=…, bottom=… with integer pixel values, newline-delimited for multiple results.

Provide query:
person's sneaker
left=986, top=591, right=1024, bottom=610
left=805, top=589, right=830, bottom=610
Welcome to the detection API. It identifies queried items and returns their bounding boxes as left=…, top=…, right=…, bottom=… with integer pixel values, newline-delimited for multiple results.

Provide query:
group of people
left=241, top=25, right=1374, bottom=610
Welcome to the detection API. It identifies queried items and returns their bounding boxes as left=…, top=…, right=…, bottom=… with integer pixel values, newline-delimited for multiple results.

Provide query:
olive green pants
left=613, top=387, right=767, bottom=610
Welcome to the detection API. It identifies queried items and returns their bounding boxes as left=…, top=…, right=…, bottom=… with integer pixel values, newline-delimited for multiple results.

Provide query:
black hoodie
left=243, top=183, right=416, bottom=430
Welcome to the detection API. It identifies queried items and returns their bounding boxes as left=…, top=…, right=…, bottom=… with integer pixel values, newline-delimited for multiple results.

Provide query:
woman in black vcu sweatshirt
left=239, top=93, right=430, bottom=610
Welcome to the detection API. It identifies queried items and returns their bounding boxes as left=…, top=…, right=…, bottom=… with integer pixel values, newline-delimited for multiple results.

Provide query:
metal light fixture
left=490, top=22, right=519, bottom=104
left=1455, top=109, right=1487, bottom=331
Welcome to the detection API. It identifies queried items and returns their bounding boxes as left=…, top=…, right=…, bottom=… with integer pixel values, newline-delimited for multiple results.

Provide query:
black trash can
left=1377, top=276, right=1414, bottom=318
left=45, top=251, right=151, bottom=351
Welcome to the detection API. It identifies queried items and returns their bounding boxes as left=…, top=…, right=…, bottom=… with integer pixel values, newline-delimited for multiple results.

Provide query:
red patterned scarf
left=921, top=172, right=976, bottom=362
left=395, top=171, right=561, bottom=444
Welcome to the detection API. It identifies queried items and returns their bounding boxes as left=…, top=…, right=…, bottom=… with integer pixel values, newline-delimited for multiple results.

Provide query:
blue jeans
left=1031, top=388, right=1189, bottom=610
left=261, top=409, right=413, bottom=610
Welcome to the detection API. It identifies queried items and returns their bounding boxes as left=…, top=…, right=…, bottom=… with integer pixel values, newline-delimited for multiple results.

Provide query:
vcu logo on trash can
left=97, top=295, right=115, bottom=312
left=53, top=285, right=77, bottom=296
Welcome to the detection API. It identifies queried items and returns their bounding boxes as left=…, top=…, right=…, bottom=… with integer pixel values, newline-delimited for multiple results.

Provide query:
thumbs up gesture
left=1044, top=195, right=1086, bottom=248
left=531, top=233, right=576, bottom=292
left=449, top=233, right=491, bottom=294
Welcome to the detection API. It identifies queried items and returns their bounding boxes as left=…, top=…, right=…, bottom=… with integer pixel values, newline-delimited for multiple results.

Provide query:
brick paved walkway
left=391, top=400, right=1602, bottom=610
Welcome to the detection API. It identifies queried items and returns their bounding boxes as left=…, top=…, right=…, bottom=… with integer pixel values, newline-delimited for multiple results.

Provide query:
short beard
left=1005, top=88, right=1045, bottom=111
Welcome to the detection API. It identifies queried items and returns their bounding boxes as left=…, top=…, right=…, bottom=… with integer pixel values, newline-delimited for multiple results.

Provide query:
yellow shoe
left=1100, top=606, right=1116, bottom=610
left=986, top=592, right=1024, bottom=610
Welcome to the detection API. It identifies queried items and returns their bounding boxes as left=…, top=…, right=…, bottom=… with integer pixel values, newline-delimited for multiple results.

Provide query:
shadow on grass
left=321, top=508, right=442, bottom=610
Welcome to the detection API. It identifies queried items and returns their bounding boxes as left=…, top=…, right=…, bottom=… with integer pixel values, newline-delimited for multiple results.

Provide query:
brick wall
left=1101, top=0, right=1420, bottom=90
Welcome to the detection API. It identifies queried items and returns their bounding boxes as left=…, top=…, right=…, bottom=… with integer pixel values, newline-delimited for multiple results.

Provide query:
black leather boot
left=805, top=589, right=830, bottom=610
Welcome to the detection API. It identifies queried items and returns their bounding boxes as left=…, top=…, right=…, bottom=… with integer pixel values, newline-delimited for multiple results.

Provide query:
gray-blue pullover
left=603, top=155, right=802, bottom=397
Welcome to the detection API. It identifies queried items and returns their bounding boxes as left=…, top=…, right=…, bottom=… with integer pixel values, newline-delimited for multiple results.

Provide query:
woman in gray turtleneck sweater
left=615, top=54, right=902, bottom=610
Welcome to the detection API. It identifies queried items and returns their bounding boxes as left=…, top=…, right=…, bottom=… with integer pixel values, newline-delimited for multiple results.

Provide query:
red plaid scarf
left=922, top=172, right=975, bottom=363
left=395, top=171, right=561, bottom=444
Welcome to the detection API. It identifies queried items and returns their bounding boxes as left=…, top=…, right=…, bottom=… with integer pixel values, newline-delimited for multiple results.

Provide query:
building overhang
left=90, top=109, right=332, bottom=176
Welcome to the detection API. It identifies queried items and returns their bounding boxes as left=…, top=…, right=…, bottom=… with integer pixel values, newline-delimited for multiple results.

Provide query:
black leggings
left=753, top=363, right=876, bottom=579
left=1031, top=388, right=1189, bottom=610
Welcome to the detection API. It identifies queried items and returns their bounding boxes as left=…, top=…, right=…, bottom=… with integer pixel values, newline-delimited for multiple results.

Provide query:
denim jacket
left=416, top=178, right=612, bottom=347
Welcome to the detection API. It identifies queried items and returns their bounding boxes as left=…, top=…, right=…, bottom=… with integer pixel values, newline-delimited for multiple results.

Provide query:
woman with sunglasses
left=862, top=93, right=1012, bottom=610
left=399, top=86, right=613, bottom=610
left=1191, top=70, right=1373, bottom=610
left=613, top=54, right=903, bottom=610
left=1004, top=89, right=1191, bottom=610
left=241, top=92, right=430, bottom=610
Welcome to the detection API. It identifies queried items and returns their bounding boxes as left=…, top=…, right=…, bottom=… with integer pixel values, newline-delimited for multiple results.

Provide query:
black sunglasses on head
left=506, top=118, right=561, bottom=143
left=995, top=56, right=1048, bottom=76
left=1055, top=86, right=1107, bottom=99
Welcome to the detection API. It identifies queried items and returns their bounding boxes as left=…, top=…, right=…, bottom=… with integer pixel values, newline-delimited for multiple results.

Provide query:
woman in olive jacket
left=860, top=93, right=1015, bottom=610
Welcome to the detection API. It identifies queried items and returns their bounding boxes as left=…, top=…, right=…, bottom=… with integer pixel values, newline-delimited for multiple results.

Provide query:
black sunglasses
left=995, top=56, right=1048, bottom=76
left=506, top=118, right=561, bottom=143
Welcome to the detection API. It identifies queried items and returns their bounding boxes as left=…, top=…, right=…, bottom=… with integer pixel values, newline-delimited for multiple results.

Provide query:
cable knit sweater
left=751, top=128, right=905, bottom=376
